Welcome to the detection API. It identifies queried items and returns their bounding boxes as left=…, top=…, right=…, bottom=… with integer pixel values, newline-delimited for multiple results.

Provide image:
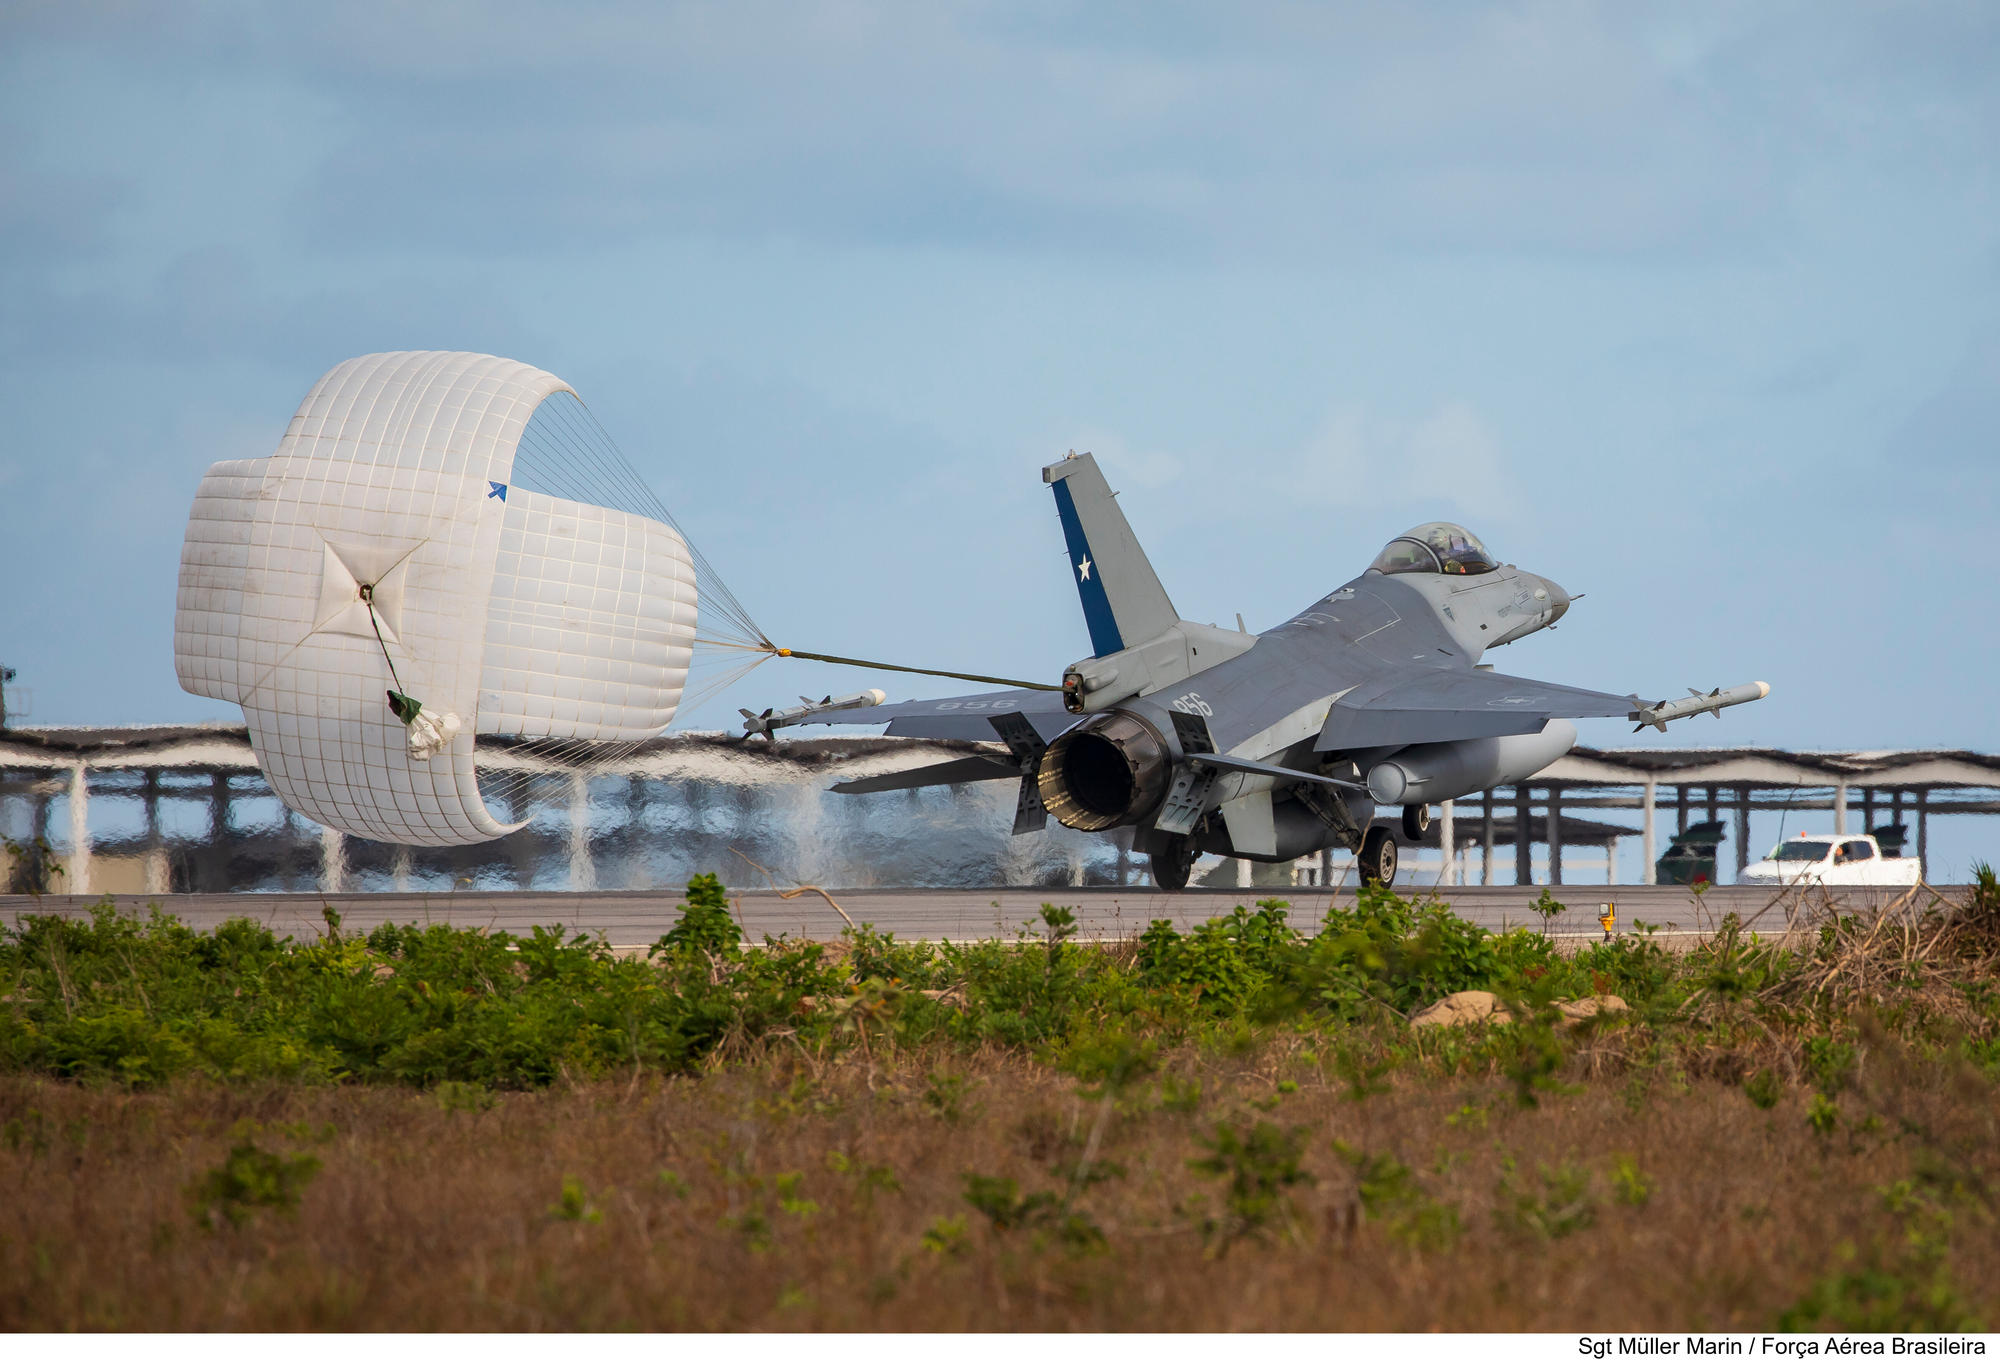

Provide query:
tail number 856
left=1169, top=692, right=1214, bottom=717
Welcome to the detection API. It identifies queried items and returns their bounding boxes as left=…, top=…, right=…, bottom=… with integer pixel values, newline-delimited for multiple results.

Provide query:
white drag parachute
left=173, top=351, right=759, bottom=846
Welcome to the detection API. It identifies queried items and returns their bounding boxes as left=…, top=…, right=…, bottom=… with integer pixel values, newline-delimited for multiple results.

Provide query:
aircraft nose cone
left=1542, top=578, right=1571, bottom=625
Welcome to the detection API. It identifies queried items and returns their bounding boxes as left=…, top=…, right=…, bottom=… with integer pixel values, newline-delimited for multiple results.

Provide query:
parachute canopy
left=174, top=351, right=714, bottom=847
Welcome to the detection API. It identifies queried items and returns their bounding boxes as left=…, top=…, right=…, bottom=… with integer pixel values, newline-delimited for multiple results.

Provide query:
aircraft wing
left=1316, top=668, right=1636, bottom=751
left=830, top=754, right=1022, bottom=794
left=785, top=687, right=1078, bottom=743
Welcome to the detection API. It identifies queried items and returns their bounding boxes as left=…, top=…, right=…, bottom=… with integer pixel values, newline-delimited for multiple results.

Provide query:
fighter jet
left=781, top=452, right=1767, bottom=890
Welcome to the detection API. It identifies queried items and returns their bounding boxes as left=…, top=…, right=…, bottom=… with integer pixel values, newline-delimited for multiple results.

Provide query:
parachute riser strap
left=359, top=583, right=422, bottom=725
left=771, top=647, right=1058, bottom=692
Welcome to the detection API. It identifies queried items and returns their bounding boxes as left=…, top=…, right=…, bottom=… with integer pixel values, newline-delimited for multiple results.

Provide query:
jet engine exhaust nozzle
left=1037, top=710, right=1172, bottom=832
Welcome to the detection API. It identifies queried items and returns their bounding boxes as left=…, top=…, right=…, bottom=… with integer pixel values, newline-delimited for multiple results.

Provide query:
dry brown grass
left=3, top=1032, right=1995, bottom=1331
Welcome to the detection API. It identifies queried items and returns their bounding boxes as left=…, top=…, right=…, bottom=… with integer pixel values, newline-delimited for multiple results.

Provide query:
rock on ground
left=1408, top=990, right=1630, bottom=1027
left=1410, top=990, right=1506, bottom=1027
left=1556, top=995, right=1630, bottom=1021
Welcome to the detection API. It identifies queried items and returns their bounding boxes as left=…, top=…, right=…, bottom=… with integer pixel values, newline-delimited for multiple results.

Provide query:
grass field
left=2, top=875, right=1997, bottom=1330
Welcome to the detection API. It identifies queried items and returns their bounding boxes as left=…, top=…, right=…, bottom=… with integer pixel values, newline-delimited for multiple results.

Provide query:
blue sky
left=3, top=1, right=1996, bottom=767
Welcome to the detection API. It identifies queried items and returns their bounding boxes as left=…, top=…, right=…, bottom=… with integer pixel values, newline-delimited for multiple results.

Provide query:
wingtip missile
left=1630, top=681, right=1770, bottom=733
left=740, top=689, right=889, bottom=738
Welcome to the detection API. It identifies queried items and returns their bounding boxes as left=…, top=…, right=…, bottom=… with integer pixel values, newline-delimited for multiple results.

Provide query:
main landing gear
left=1401, top=803, right=1432, bottom=841
left=1150, top=833, right=1197, bottom=891
left=1359, top=825, right=1399, bottom=887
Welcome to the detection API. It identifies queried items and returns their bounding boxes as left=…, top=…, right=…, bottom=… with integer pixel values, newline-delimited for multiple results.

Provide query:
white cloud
left=1294, top=399, right=1520, bottom=519
left=22, top=1, right=1990, bottom=261
left=1059, top=399, right=1520, bottom=529
left=1053, top=429, right=1185, bottom=490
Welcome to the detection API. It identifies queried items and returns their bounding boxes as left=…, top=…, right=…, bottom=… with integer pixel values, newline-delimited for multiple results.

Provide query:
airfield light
left=1597, top=904, right=1615, bottom=941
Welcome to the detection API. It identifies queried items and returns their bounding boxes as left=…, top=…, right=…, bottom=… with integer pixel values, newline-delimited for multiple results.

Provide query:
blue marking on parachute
left=1050, top=478, right=1123, bottom=657
left=488, top=481, right=508, bottom=501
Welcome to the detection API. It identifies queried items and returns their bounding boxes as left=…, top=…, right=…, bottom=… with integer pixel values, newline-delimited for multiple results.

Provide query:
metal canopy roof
left=1546, top=747, right=2000, bottom=789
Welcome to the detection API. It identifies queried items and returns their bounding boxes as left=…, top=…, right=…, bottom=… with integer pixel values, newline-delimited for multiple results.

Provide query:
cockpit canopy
left=1368, top=522, right=1499, bottom=576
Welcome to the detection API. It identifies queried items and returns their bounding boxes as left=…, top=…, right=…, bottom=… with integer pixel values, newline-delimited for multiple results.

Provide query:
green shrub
left=1336, top=1141, right=1461, bottom=1251
left=1745, top=1068, right=1783, bottom=1110
left=1610, top=1154, right=1654, bottom=1207
left=1188, top=1117, right=1313, bottom=1252
left=187, top=1140, right=322, bottom=1230
left=1779, top=1182, right=1981, bottom=1334
left=652, top=874, right=743, bottom=955
left=0, top=888, right=1982, bottom=1104
left=548, top=1175, right=603, bottom=1223
left=1498, top=1158, right=1596, bottom=1240
left=843, top=923, right=939, bottom=988
left=1136, top=901, right=1297, bottom=1015
left=960, top=1173, right=1103, bottom=1252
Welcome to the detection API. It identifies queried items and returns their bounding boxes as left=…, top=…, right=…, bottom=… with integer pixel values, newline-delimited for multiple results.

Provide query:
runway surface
left=0, top=882, right=1945, bottom=949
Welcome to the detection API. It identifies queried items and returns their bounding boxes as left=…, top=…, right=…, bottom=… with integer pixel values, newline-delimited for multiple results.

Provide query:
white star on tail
left=1078, top=556, right=1093, bottom=581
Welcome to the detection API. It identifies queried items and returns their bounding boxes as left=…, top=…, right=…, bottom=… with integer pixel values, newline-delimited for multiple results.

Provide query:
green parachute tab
left=386, top=690, right=423, bottom=725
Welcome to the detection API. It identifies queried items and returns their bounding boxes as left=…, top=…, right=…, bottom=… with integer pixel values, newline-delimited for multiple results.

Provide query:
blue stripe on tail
left=1051, top=479, right=1124, bottom=657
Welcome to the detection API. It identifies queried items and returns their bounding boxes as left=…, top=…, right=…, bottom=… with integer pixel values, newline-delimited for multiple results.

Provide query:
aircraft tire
left=1401, top=804, right=1431, bottom=840
left=1359, top=825, right=1399, bottom=888
left=1150, top=836, right=1196, bottom=892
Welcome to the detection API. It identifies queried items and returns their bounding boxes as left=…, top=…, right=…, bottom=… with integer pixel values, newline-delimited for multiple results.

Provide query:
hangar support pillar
left=1640, top=778, right=1657, bottom=885
left=142, top=770, right=169, bottom=894
left=1513, top=784, right=1531, bottom=886
left=1482, top=789, right=1496, bottom=885
left=1917, top=789, right=1929, bottom=877
left=1548, top=787, right=1564, bottom=886
left=1735, top=785, right=1751, bottom=879
left=65, top=763, right=91, bottom=895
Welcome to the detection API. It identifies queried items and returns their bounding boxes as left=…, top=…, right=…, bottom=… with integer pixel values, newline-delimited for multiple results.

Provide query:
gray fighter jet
left=783, top=452, right=1767, bottom=889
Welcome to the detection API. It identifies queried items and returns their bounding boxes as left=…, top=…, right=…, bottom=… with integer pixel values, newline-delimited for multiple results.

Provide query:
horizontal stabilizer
left=784, top=687, right=1077, bottom=744
left=831, top=755, right=1021, bottom=795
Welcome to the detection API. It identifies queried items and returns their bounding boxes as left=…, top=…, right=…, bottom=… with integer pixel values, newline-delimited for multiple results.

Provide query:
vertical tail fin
left=1042, top=451, right=1179, bottom=658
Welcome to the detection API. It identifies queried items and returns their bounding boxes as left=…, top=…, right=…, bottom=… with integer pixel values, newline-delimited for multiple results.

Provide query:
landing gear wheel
left=1402, top=804, right=1432, bottom=841
left=1359, top=825, right=1399, bottom=888
left=1150, top=835, right=1197, bottom=892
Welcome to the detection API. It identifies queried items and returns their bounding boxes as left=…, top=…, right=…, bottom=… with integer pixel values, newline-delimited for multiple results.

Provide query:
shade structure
left=173, top=351, right=697, bottom=846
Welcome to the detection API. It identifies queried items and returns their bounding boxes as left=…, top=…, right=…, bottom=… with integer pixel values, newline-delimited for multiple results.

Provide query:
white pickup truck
left=1738, top=832, right=1921, bottom=887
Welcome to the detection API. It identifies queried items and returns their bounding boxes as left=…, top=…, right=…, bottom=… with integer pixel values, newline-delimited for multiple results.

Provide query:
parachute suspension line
left=503, top=389, right=775, bottom=733
left=359, top=585, right=460, bottom=760
left=516, top=393, right=769, bottom=652
left=437, top=386, right=772, bottom=790
left=762, top=647, right=1058, bottom=693
left=360, top=585, right=409, bottom=704
left=677, top=648, right=777, bottom=717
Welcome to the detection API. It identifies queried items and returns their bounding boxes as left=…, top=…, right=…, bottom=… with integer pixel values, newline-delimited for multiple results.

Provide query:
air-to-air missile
left=741, top=690, right=888, bottom=739
left=1629, top=682, right=1771, bottom=733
